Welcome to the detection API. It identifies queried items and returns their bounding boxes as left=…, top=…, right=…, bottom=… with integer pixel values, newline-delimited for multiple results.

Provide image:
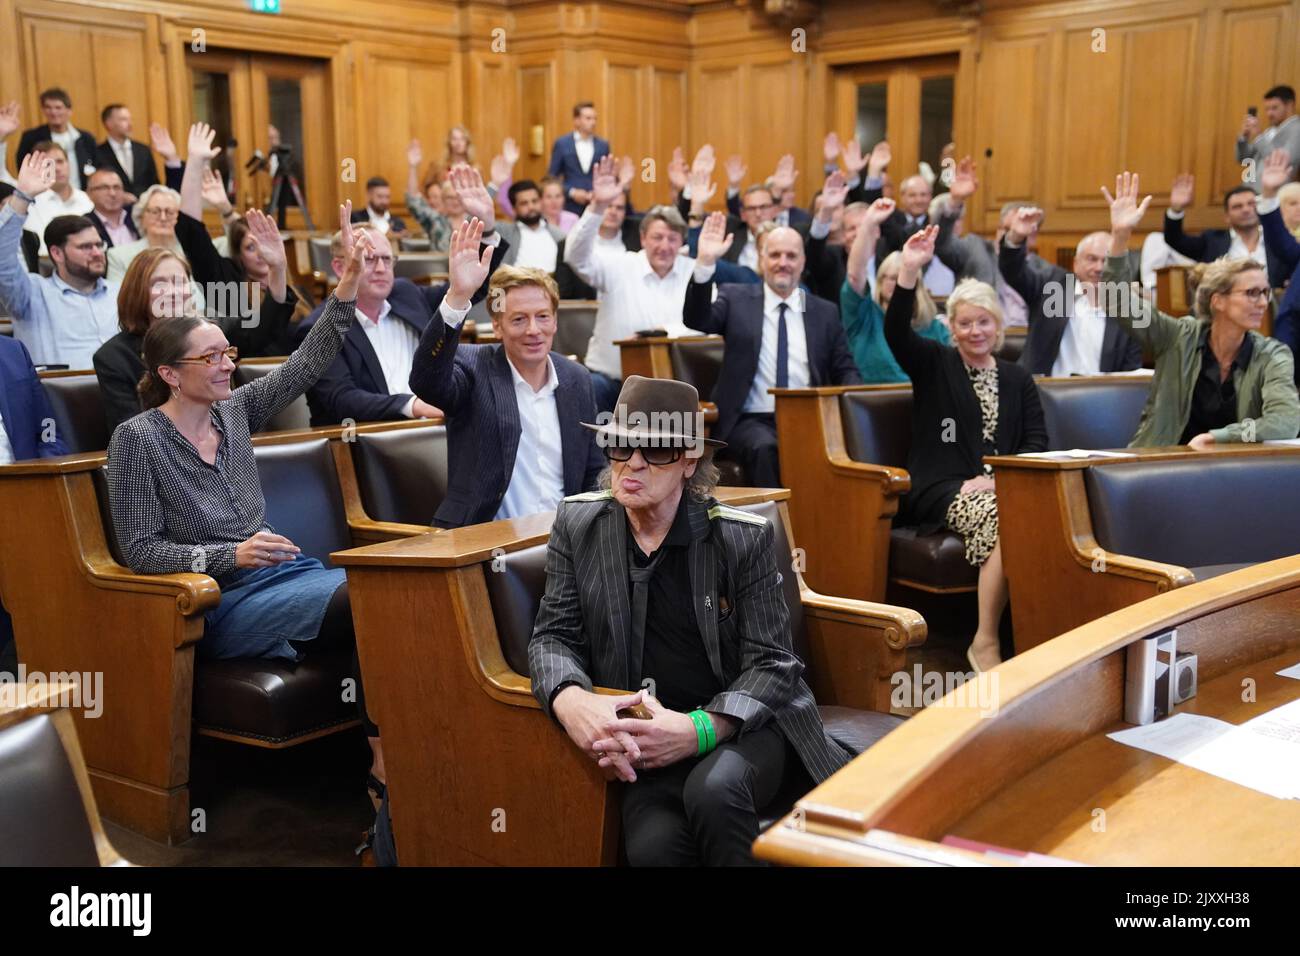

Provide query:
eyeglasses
left=174, top=347, right=239, bottom=367
left=743, top=203, right=775, bottom=213
left=1229, top=287, right=1273, bottom=303
left=603, top=444, right=684, bottom=466
left=88, top=183, right=123, bottom=193
left=143, top=207, right=179, bottom=220
left=363, top=254, right=395, bottom=267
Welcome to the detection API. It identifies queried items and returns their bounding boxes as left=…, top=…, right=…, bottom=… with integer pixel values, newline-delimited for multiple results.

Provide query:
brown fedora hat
left=581, top=375, right=726, bottom=452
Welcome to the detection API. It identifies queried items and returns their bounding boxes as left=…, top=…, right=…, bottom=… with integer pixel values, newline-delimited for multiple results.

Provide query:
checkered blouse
left=106, top=295, right=355, bottom=584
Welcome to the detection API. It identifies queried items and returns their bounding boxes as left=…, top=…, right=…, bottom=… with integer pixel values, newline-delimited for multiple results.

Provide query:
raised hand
left=0, top=102, right=19, bottom=141
left=866, top=196, right=896, bottom=226
left=200, top=168, right=231, bottom=211
left=725, top=154, right=747, bottom=187
left=149, top=123, right=180, bottom=164
left=448, top=163, right=494, bottom=231
left=823, top=131, right=841, bottom=163
left=667, top=146, right=688, bottom=192
left=691, top=144, right=716, bottom=178
left=501, top=136, right=520, bottom=166
left=1260, top=148, right=1294, bottom=198
left=899, top=223, right=938, bottom=278
left=489, top=152, right=511, bottom=188
left=1007, top=206, right=1044, bottom=241
left=687, top=168, right=716, bottom=209
left=695, top=211, right=734, bottom=266
left=841, top=138, right=867, bottom=174
left=243, top=208, right=286, bottom=273
left=589, top=154, right=622, bottom=209
left=819, top=170, right=849, bottom=213
left=337, top=199, right=356, bottom=264
left=771, top=153, right=797, bottom=194
left=948, top=155, right=978, bottom=202
left=14, top=151, right=55, bottom=200
left=334, top=216, right=373, bottom=302
left=186, top=122, right=221, bottom=162
left=406, top=138, right=423, bottom=168
left=1168, top=172, right=1194, bottom=212
left=1101, top=171, right=1152, bottom=235
left=867, top=140, right=892, bottom=179
left=446, top=216, right=492, bottom=305
left=617, top=155, right=635, bottom=191
left=1242, top=112, right=1261, bottom=141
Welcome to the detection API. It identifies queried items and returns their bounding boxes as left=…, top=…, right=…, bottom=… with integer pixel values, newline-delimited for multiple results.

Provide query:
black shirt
left=1180, top=325, right=1254, bottom=443
left=630, top=495, right=722, bottom=713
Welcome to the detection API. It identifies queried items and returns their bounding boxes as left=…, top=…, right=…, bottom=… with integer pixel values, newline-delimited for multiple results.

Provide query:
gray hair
left=131, top=184, right=182, bottom=232
left=640, top=204, right=687, bottom=239
left=597, top=451, right=721, bottom=502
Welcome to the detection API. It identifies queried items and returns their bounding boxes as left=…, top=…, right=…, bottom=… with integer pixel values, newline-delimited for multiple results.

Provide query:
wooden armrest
left=800, top=588, right=927, bottom=711
left=1068, top=547, right=1195, bottom=589
left=81, top=559, right=220, bottom=623
left=827, top=456, right=911, bottom=494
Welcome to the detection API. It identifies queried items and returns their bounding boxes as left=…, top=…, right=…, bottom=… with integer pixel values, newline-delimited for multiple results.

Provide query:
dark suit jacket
left=682, top=278, right=863, bottom=441
left=884, top=284, right=1048, bottom=528
left=93, top=140, right=159, bottom=196
left=546, top=134, right=611, bottom=214
left=87, top=208, right=140, bottom=249
left=877, top=210, right=930, bottom=264
left=555, top=221, right=642, bottom=299
left=1163, top=213, right=1286, bottom=288
left=999, top=238, right=1144, bottom=376
left=407, top=320, right=604, bottom=528
left=1262, top=206, right=1300, bottom=367
left=350, top=208, right=407, bottom=233
left=528, top=491, right=851, bottom=784
left=1, top=337, right=68, bottom=459
left=16, top=125, right=96, bottom=175
left=725, top=191, right=813, bottom=230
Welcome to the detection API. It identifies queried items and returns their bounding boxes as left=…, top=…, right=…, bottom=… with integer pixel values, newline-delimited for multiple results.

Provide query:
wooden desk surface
left=951, top=650, right=1300, bottom=865
left=987, top=443, right=1300, bottom=472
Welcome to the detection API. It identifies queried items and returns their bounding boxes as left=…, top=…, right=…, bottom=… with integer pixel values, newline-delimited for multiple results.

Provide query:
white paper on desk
left=1240, top=696, right=1300, bottom=745
left=1017, top=449, right=1139, bottom=460
left=1263, top=438, right=1300, bottom=446
left=1109, top=712, right=1300, bottom=799
left=1276, top=661, right=1300, bottom=680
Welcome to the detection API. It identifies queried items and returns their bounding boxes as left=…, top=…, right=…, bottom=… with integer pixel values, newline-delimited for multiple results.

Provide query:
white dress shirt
left=573, top=132, right=595, bottom=174
left=108, top=137, right=134, bottom=181
left=25, top=189, right=94, bottom=255
left=743, top=283, right=811, bottom=412
left=0, top=409, right=14, bottom=465
left=594, top=232, right=626, bottom=261
left=562, top=207, right=697, bottom=379
left=737, top=230, right=759, bottom=271
left=50, top=127, right=86, bottom=189
left=1226, top=228, right=1268, bottom=270
left=356, top=300, right=419, bottom=416
left=366, top=206, right=393, bottom=234
left=1140, top=231, right=1196, bottom=292
left=1051, top=289, right=1106, bottom=377
left=439, top=298, right=566, bottom=519
left=513, top=220, right=559, bottom=272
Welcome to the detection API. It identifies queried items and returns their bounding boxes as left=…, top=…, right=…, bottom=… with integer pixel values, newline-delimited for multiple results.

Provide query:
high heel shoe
left=966, top=646, right=983, bottom=674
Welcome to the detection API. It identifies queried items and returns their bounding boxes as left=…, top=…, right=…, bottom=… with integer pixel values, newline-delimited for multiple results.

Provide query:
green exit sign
left=249, top=0, right=281, bottom=12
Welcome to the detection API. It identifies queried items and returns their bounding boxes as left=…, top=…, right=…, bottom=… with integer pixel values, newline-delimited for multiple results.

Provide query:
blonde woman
left=1105, top=168, right=1299, bottom=446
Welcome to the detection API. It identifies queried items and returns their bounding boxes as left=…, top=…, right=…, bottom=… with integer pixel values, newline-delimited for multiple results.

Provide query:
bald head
left=1074, top=231, right=1111, bottom=285
left=761, top=226, right=805, bottom=297
left=86, top=168, right=126, bottom=215
left=899, top=175, right=932, bottom=217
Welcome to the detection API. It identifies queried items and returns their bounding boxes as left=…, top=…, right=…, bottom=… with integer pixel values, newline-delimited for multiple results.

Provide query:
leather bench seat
left=351, top=425, right=448, bottom=526
left=1086, top=457, right=1300, bottom=576
left=0, top=714, right=101, bottom=866
left=231, top=362, right=311, bottom=432
left=889, top=527, right=979, bottom=589
left=42, top=373, right=110, bottom=453
left=93, top=437, right=361, bottom=746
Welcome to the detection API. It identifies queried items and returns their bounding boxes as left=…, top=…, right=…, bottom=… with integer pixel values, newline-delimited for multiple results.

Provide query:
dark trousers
left=728, top=413, right=781, bottom=488
left=620, top=724, right=789, bottom=866
left=590, top=370, right=623, bottom=416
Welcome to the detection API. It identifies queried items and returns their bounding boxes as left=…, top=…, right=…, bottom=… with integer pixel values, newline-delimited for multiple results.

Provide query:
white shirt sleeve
left=692, top=262, right=717, bottom=283
left=440, top=297, right=472, bottom=328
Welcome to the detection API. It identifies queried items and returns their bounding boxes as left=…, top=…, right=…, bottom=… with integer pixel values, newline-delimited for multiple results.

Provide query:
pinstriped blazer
left=528, top=491, right=851, bottom=784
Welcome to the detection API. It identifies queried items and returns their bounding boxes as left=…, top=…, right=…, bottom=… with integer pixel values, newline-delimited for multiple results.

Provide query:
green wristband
left=689, top=710, right=717, bottom=756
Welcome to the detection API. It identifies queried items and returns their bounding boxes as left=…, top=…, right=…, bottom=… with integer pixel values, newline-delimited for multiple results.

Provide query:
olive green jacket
left=1103, top=254, right=1299, bottom=447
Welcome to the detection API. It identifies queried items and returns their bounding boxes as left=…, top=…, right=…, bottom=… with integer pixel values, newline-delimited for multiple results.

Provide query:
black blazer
left=884, top=284, right=1048, bottom=528
left=87, top=209, right=140, bottom=249
left=724, top=191, right=813, bottom=230
left=92, top=290, right=300, bottom=437
left=1163, top=213, right=1286, bottom=288
left=93, top=140, right=159, bottom=196
left=408, top=319, right=605, bottom=528
left=682, top=278, right=862, bottom=442
left=351, top=208, right=407, bottom=233
left=877, top=210, right=931, bottom=264
left=999, top=238, right=1144, bottom=376
left=554, top=221, right=641, bottom=300
left=16, top=125, right=96, bottom=175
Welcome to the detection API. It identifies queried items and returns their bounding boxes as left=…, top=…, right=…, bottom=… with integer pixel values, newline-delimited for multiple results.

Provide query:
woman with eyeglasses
left=105, top=184, right=187, bottom=283
left=106, top=203, right=385, bottom=790
left=1104, top=170, right=1299, bottom=448
left=93, top=210, right=300, bottom=436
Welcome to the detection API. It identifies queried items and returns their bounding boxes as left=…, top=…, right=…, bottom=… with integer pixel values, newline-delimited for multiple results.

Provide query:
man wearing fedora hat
left=529, top=375, right=852, bottom=866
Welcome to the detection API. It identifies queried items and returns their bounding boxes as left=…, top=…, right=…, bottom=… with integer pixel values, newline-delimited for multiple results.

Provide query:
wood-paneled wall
left=2, top=0, right=1297, bottom=256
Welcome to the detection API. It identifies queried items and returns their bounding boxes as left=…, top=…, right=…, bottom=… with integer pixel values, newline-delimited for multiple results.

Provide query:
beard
left=517, top=211, right=544, bottom=227
left=64, top=259, right=106, bottom=284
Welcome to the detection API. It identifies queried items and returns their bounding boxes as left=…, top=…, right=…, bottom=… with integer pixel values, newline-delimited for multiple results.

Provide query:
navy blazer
left=682, top=279, right=863, bottom=442
left=1261, top=207, right=1300, bottom=369
left=1, top=337, right=68, bottom=460
left=297, top=240, right=507, bottom=425
left=546, top=134, right=611, bottom=214
left=408, top=319, right=605, bottom=528
left=92, top=140, right=159, bottom=197
left=1164, top=213, right=1286, bottom=288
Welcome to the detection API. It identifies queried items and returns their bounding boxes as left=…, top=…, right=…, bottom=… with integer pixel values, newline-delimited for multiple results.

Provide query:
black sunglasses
left=603, top=444, right=685, bottom=466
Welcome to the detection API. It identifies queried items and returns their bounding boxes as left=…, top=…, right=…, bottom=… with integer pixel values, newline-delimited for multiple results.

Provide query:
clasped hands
left=553, top=686, right=720, bottom=783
